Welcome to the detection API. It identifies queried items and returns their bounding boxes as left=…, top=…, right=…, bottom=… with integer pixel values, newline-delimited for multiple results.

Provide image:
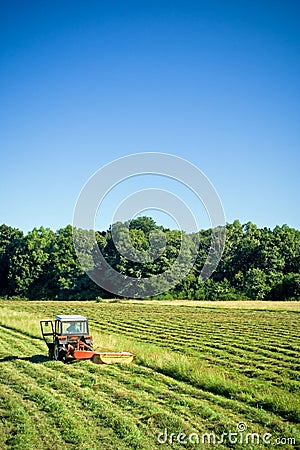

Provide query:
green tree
left=49, top=226, right=86, bottom=298
left=128, top=216, right=159, bottom=235
left=7, top=227, right=54, bottom=298
left=271, top=273, right=300, bottom=300
left=0, top=224, right=23, bottom=295
left=244, top=268, right=268, bottom=300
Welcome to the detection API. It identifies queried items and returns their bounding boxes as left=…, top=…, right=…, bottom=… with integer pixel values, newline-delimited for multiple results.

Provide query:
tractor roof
left=55, top=315, right=88, bottom=322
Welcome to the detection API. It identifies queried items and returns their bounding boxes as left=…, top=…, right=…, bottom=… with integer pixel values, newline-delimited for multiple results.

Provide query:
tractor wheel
left=48, top=345, right=54, bottom=359
left=54, top=342, right=66, bottom=362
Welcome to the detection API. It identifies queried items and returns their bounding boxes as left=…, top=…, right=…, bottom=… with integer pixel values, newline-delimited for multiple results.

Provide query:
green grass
left=0, top=300, right=299, bottom=449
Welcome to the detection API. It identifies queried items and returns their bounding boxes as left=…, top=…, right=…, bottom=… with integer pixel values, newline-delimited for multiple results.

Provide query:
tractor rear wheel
left=48, top=344, right=54, bottom=359
left=54, top=341, right=66, bottom=362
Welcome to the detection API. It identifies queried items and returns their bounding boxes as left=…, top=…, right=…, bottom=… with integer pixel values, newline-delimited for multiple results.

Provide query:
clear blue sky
left=1, top=0, right=299, bottom=232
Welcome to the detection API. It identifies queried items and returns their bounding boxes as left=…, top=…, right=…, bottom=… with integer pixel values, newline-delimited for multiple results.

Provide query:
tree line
left=0, top=217, right=299, bottom=300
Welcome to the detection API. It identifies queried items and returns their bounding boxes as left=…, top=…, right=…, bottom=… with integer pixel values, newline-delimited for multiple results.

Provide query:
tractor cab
left=40, top=315, right=93, bottom=361
left=54, top=315, right=89, bottom=336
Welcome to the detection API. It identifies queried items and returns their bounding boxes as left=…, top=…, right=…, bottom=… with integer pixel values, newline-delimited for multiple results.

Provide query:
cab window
left=61, top=321, right=87, bottom=334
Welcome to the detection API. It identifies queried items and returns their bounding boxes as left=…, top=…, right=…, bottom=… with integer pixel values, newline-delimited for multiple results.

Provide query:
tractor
left=40, top=314, right=135, bottom=364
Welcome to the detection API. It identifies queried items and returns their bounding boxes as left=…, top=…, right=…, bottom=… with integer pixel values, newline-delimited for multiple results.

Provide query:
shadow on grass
left=0, top=354, right=81, bottom=364
left=0, top=354, right=50, bottom=364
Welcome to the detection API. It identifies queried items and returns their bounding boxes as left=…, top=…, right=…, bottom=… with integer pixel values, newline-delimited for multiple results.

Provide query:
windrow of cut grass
left=120, top=300, right=300, bottom=311
left=0, top=300, right=299, bottom=449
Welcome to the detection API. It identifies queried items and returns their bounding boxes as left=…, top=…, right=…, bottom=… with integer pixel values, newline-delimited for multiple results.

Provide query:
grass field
left=0, top=300, right=299, bottom=449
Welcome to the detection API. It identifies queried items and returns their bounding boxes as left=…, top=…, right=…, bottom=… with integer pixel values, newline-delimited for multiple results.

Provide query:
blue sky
left=0, top=0, right=299, bottom=232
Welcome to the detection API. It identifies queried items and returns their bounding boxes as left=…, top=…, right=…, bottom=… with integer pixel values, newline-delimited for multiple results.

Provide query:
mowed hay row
left=81, top=305, right=300, bottom=392
left=1, top=301, right=300, bottom=392
left=0, top=300, right=299, bottom=449
left=2, top=320, right=299, bottom=425
left=0, top=331, right=298, bottom=450
left=1, top=301, right=300, bottom=388
left=0, top=328, right=155, bottom=449
left=0, top=324, right=261, bottom=450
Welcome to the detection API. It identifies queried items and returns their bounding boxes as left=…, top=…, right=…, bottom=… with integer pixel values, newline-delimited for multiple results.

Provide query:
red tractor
left=40, top=314, right=135, bottom=364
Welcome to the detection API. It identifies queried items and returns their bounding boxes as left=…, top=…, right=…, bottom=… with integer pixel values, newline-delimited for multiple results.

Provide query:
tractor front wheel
left=54, top=342, right=66, bottom=362
left=48, top=344, right=54, bottom=359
